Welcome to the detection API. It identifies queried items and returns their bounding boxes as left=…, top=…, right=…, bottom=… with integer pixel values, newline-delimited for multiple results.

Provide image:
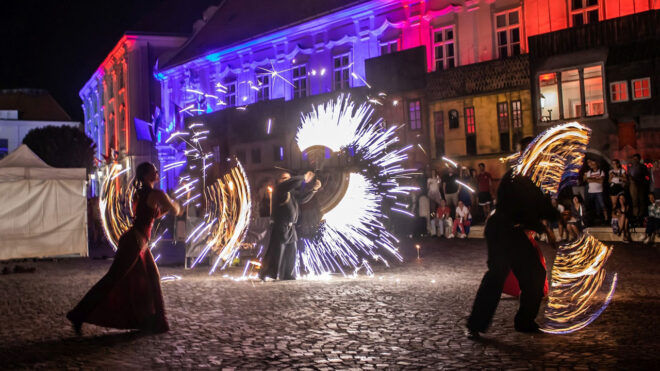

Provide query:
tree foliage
left=22, top=125, right=96, bottom=173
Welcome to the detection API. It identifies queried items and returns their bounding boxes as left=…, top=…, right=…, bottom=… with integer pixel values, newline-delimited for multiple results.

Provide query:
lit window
left=433, top=25, right=456, bottom=70
left=632, top=78, right=651, bottom=100
left=408, top=100, right=422, bottom=130
left=225, top=82, right=236, bottom=107
left=494, top=8, right=522, bottom=59
left=511, top=100, right=522, bottom=129
left=497, top=102, right=510, bottom=152
left=571, top=0, right=599, bottom=27
left=465, top=107, right=476, bottom=155
left=256, top=74, right=270, bottom=102
left=380, top=40, right=399, bottom=55
left=583, top=66, right=605, bottom=116
left=333, top=54, right=351, bottom=91
left=292, top=65, right=308, bottom=99
left=610, top=81, right=628, bottom=102
left=538, top=65, right=604, bottom=122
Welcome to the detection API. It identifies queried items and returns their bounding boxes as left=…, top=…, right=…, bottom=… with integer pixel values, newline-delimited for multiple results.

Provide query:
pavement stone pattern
left=1, top=238, right=658, bottom=370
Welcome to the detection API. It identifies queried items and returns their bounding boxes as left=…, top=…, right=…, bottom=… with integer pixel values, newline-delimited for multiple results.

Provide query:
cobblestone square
left=1, top=238, right=658, bottom=369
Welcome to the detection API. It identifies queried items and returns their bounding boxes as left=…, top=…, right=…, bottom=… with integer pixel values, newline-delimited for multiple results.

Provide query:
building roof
left=160, top=0, right=369, bottom=70
left=128, top=0, right=225, bottom=36
left=0, top=89, right=73, bottom=121
left=426, top=54, right=530, bottom=101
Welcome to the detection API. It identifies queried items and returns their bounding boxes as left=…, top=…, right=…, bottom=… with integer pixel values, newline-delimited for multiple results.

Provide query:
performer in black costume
left=466, top=140, right=558, bottom=338
left=260, top=171, right=321, bottom=280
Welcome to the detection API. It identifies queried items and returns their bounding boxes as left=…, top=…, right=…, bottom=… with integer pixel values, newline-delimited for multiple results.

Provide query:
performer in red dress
left=502, top=231, right=549, bottom=297
left=67, top=162, right=181, bottom=335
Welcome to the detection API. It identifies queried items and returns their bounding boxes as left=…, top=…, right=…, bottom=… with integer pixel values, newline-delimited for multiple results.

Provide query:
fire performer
left=260, top=171, right=321, bottom=280
left=466, top=138, right=558, bottom=338
left=67, top=162, right=182, bottom=335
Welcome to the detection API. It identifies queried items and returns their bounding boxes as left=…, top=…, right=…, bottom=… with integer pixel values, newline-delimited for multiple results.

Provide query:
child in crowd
left=451, top=200, right=471, bottom=239
left=434, top=199, right=452, bottom=238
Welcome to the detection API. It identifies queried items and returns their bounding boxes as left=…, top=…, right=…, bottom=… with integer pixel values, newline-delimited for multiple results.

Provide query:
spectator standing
left=612, top=194, right=631, bottom=243
left=427, top=168, right=443, bottom=208
left=643, top=192, right=659, bottom=244
left=443, top=167, right=459, bottom=212
left=628, top=154, right=649, bottom=220
left=567, top=195, right=585, bottom=240
left=451, top=200, right=472, bottom=239
left=608, top=159, right=627, bottom=209
left=434, top=199, right=453, bottom=238
left=418, top=193, right=432, bottom=236
left=584, top=159, right=608, bottom=225
left=458, top=167, right=473, bottom=208
left=476, top=163, right=493, bottom=220
left=651, top=159, right=660, bottom=199
left=550, top=198, right=568, bottom=242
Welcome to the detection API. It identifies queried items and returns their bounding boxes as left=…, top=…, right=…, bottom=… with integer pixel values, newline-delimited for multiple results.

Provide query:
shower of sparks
left=512, top=122, right=615, bottom=334
left=512, top=121, right=591, bottom=196
left=99, top=164, right=134, bottom=251
left=291, top=94, right=413, bottom=277
left=541, top=234, right=617, bottom=334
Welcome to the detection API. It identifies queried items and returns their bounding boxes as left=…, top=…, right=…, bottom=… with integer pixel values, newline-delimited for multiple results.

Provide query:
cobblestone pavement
left=1, top=238, right=659, bottom=370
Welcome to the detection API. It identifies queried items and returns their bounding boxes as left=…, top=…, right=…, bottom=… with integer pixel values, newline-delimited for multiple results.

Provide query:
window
left=236, top=150, right=246, bottom=164
left=497, top=102, right=510, bottom=152
left=273, top=145, right=284, bottom=161
left=465, top=107, right=476, bottom=155
left=225, top=82, right=237, bottom=107
left=433, top=26, right=456, bottom=70
left=0, top=138, right=7, bottom=159
left=632, top=78, right=651, bottom=100
left=511, top=100, right=522, bottom=129
left=251, top=147, right=261, bottom=164
left=292, top=65, right=308, bottom=99
left=408, top=100, right=422, bottom=130
left=434, top=111, right=444, bottom=156
left=538, top=65, right=604, bottom=122
left=583, top=66, right=604, bottom=116
left=448, top=109, right=459, bottom=129
left=571, top=0, right=599, bottom=27
left=495, top=8, right=521, bottom=59
left=380, top=40, right=399, bottom=55
left=610, top=81, right=628, bottom=102
left=333, top=54, right=351, bottom=91
left=256, top=75, right=270, bottom=102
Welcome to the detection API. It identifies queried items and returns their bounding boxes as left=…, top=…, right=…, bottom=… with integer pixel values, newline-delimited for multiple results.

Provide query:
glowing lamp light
left=320, top=68, right=326, bottom=76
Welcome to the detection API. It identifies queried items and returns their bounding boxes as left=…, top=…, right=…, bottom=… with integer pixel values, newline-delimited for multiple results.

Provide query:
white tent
left=0, top=144, right=88, bottom=260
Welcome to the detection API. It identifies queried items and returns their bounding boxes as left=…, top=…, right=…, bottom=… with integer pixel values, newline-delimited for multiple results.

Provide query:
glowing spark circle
left=294, top=95, right=411, bottom=276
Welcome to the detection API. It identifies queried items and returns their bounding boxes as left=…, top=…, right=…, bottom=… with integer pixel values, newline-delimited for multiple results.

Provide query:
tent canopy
left=0, top=144, right=85, bottom=181
left=0, top=144, right=88, bottom=260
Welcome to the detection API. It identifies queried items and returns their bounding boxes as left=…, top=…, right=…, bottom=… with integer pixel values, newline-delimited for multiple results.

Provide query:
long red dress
left=502, top=231, right=549, bottom=297
left=68, top=190, right=169, bottom=332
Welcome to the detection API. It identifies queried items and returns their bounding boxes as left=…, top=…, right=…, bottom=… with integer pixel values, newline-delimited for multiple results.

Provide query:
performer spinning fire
left=67, top=162, right=182, bottom=335
left=466, top=138, right=559, bottom=338
left=259, top=171, right=321, bottom=280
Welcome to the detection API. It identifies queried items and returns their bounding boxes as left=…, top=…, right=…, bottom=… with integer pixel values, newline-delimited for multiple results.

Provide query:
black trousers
left=467, top=212, right=546, bottom=332
left=260, top=222, right=297, bottom=280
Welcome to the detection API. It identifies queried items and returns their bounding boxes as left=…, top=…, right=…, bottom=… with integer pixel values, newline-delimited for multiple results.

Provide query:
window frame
left=464, top=107, right=477, bottom=155
left=332, top=53, right=351, bottom=91
left=493, top=7, right=523, bottom=59
left=292, top=65, right=308, bottom=99
left=432, top=25, right=456, bottom=71
left=609, top=81, right=629, bottom=102
left=256, top=74, right=270, bottom=102
left=251, top=147, right=261, bottom=164
left=224, top=81, right=237, bottom=107
left=380, top=39, right=400, bottom=56
left=511, top=100, right=523, bottom=129
left=408, top=99, right=422, bottom=131
left=631, top=77, right=651, bottom=101
left=570, top=0, right=600, bottom=27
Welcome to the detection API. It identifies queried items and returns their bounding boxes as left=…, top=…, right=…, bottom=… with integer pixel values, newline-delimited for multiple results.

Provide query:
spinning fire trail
left=511, top=122, right=617, bottom=334
left=293, top=94, right=415, bottom=277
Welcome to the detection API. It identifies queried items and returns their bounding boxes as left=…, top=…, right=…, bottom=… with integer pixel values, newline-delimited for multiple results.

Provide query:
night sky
left=1, top=0, right=165, bottom=121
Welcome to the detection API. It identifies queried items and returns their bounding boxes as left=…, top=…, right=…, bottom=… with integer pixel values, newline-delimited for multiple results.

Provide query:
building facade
left=80, top=33, right=187, bottom=191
